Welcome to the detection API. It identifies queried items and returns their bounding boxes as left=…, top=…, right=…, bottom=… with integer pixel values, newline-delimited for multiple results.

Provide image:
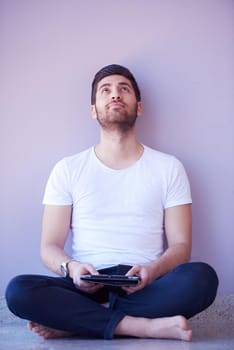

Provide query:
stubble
left=95, top=103, right=138, bottom=133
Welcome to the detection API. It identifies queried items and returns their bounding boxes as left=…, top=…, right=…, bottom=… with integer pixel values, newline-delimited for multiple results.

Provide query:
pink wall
left=1, top=0, right=233, bottom=295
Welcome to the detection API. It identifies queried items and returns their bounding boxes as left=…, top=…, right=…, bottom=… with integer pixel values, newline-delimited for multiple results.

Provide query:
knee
left=195, top=262, right=218, bottom=289
left=5, top=275, right=32, bottom=316
left=175, top=262, right=218, bottom=302
left=190, top=262, right=219, bottom=304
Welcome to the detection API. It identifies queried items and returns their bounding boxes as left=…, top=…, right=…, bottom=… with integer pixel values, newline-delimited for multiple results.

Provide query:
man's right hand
left=68, top=261, right=103, bottom=294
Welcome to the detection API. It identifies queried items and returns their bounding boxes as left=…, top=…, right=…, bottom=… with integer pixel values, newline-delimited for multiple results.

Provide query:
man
left=6, top=64, right=218, bottom=341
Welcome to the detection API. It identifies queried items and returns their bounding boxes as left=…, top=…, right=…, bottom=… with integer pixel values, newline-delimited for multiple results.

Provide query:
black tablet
left=80, top=274, right=140, bottom=286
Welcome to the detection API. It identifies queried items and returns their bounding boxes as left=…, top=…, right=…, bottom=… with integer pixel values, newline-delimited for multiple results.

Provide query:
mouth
left=107, top=102, right=125, bottom=109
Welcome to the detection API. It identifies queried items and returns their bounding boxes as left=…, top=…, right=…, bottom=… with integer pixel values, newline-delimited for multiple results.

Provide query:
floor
left=0, top=295, right=233, bottom=350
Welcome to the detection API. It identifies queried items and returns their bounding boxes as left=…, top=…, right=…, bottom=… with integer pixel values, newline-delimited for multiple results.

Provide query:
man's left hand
left=122, top=264, right=155, bottom=294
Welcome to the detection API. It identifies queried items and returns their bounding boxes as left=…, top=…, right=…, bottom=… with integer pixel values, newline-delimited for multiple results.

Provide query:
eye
left=121, top=86, right=130, bottom=93
left=101, top=88, right=110, bottom=94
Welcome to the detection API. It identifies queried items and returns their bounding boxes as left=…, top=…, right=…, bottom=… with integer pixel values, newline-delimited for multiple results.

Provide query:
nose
left=111, top=87, right=121, bottom=100
left=112, top=95, right=120, bottom=100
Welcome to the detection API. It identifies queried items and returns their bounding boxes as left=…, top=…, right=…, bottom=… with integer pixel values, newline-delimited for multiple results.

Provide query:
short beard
left=95, top=104, right=138, bottom=133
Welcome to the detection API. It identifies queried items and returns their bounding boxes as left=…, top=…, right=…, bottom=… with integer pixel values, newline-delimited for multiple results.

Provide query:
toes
left=27, top=321, right=37, bottom=331
left=179, top=327, right=192, bottom=341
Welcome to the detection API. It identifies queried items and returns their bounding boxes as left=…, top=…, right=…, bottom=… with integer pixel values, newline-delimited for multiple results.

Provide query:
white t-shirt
left=43, top=145, right=192, bottom=269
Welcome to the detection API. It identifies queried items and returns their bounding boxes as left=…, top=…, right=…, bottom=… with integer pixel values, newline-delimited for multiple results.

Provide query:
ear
left=91, top=105, right=97, bottom=119
left=137, top=101, right=142, bottom=117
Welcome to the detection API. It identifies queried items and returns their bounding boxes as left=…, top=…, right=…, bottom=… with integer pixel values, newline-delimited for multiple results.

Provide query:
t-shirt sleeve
left=42, top=159, right=72, bottom=205
left=164, top=157, right=192, bottom=209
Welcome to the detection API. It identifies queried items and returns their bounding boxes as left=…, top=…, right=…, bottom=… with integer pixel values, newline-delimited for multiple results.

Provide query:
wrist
left=60, top=259, right=79, bottom=278
left=147, top=261, right=161, bottom=281
left=67, top=260, right=80, bottom=278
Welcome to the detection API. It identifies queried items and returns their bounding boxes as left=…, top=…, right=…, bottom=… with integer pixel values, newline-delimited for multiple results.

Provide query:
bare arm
left=150, top=203, right=192, bottom=278
left=40, top=204, right=101, bottom=293
left=125, top=204, right=192, bottom=292
left=40, top=204, right=73, bottom=275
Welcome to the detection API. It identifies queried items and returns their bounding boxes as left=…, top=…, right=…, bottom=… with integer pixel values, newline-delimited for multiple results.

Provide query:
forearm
left=150, top=204, right=192, bottom=280
left=40, top=243, right=103, bottom=295
left=124, top=242, right=191, bottom=295
left=40, top=205, right=74, bottom=275
left=40, top=243, right=73, bottom=276
left=149, top=242, right=191, bottom=280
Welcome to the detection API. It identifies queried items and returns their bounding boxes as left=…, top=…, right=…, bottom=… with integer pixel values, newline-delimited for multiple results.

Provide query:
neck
left=94, top=128, right=143, bottom=170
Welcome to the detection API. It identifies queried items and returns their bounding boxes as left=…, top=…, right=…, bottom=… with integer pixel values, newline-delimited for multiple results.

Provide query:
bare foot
left=147, top=315, right=192, bottom=341
left=27, top=321, right=76, bottom=339
left=115, top=315, right=192, bottom=341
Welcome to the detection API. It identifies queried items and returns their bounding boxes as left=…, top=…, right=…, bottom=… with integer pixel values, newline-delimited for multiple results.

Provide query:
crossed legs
left=5, top=262, right=218, bottom=341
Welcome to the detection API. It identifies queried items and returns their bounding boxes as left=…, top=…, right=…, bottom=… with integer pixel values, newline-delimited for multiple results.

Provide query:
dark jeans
left=5, top=262, right=218, bottom=339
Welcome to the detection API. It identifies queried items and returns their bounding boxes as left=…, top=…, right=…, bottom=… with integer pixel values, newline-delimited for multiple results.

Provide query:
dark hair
left=91, top=64, right=141, bottom=104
